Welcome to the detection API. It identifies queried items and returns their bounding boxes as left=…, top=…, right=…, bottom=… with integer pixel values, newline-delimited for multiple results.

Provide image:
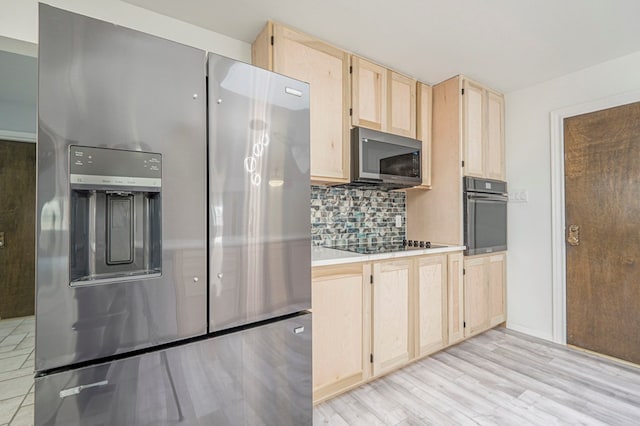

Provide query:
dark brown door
left=0, top=140, right=36, bottom=319
left=565, top=101, right=640, bottom=365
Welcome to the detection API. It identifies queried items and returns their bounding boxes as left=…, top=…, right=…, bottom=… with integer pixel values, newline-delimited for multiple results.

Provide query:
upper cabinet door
left=388, top=71, right=417, bottom=138
left=462, top=79, right=485, bottom=178
left=461, top=77, right=505, bottom=181
left=486, top=90, right=505, bottom=181
left=351, top=56, right=387, bottom=131
left=416, top=82, right=432, bottom=188
left=351, top=57, right=416, bottom=139
left=253, top=23, right=351, bottom=184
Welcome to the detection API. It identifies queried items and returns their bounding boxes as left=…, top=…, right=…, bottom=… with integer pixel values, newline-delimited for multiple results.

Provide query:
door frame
left=550, top=89, right=640, bottom=344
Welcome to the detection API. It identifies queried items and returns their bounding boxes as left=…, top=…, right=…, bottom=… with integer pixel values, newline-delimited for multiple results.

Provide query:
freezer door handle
left=59, top=380, right=108, bottom=399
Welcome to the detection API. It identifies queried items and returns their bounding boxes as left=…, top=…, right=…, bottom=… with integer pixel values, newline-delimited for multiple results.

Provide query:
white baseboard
left=506, top=323, right=555, bottom=343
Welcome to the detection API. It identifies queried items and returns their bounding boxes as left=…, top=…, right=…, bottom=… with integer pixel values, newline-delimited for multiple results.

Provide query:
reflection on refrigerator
left=35, top=4, right=311, bottom=425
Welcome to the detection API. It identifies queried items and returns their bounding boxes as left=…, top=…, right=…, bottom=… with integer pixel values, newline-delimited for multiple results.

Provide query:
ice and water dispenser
left=68, top=146, right=162, bottom=285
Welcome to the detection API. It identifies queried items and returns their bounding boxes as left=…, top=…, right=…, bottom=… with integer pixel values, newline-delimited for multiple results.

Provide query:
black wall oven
left=463, top=177, right=507, bottom=256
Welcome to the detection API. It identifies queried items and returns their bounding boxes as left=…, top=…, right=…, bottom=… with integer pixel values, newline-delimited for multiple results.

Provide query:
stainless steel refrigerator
left=35, top=5, right=311, bottom=425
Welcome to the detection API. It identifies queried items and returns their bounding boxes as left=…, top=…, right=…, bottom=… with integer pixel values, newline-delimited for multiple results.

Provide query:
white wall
left=0, top=101, right=35, bottom=133
left=505, top=50, right=640, bottom=340
left=0, top=0, right=250, bottom=61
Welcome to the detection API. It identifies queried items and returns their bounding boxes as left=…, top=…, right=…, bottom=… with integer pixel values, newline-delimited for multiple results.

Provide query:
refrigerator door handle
left=59, top=380, right=108, bottom=399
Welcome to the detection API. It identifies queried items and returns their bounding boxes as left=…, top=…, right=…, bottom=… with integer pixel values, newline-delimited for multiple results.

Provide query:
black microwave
left=350, top=127, right=422, bottom=188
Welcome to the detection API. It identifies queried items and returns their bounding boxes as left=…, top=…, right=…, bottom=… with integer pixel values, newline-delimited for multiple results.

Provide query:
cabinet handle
left=567, top=225, right=580, bottom=246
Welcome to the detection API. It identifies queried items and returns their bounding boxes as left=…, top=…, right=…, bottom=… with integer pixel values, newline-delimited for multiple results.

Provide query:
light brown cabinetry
left=371, top=259, right=411, bottom=376
left=407, top=77, right=463, bottom=245
left=414, top=254, right=447, bottom=358
left=312, top=263, right=371, bottom=403
left=407, top=75, right=504, bottom=244
left=415, top=82, right=433, bottom=188
left=311, top=250, right=474, bottom=403
left=252, top=23, right=351, bottom=184
left=351, top=56, right=416, bottom=138
left=487, top=252, right=507, bottom=327
left=485, top=90, right=505, bottom=180
left=462, top=79, right=485, bottom=177
left=447, top=251, right=465, bottom=344
left=462, top=78, right=505, bottom=180
left=388, top=71, right=417, bottom=138
left=351, top=56, right=386, bottom=131
left=463, top=252, right=506, bottom=338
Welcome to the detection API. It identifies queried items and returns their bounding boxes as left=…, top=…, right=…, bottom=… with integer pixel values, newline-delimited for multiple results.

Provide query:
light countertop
left=312, top=244, right=465, bottom=267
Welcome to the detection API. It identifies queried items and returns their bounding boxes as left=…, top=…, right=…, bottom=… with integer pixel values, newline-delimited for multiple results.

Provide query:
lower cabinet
left=312, top=263, right=371, bottom=403
left=414, top=255, right=448, bottom=358
left=371, top=259, right=411, bottom=376
left=448, top=252, right=465, bottom=345
left=312, top=250, right=505, bottom=404
left=463, top=252, right=506, bottom=338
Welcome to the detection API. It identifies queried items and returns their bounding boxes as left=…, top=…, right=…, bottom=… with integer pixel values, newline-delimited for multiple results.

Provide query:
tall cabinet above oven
left=407, top=74, right=505, bottom=248
left=406, top=74, right=507, bottom=341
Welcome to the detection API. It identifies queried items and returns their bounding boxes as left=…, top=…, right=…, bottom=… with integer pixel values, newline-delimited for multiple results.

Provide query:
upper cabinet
left=351, top=56, right=387, bottom=131
left=416, top=82, right=432, bottom=188
left=407, top=76, right=504, bottom=244
left=351, top=56, right=416, bottom=139
left=462, top=78, right=505, bottom=181
left=252, top=22, right=351, bottom=184
left=485, top=90, right=505, bottom=180
left=388, top=71, right=417, bottom=138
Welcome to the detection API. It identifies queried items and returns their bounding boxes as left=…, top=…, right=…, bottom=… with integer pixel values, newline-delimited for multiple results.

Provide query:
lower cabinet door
left=488, top=253, right=506, bottom=327
left=463, top=252, right=507, bottom=337
left=372, top=259, right=411, bottom=376
left=312, top=264, right=369, bottom=403
left=448, top=252, right=465, bottom=344
left=415, top=255, right=447, bottom=358
left=464, top=256, right=490, bottom=337
left=35, top=314, right=312, bottom=425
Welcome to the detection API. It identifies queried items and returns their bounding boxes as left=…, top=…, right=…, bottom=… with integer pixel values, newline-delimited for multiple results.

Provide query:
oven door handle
left=466, top=193, right=508, bottom=202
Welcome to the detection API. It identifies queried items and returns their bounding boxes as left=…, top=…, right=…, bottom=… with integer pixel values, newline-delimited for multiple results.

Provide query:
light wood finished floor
left=314, top=328, right=640, bottom=425
left=0, top=316, right=34, bottom=426
left=4, top=317, right=640, bottom=425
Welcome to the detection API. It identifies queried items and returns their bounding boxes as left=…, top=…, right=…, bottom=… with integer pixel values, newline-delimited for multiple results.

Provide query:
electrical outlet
left=395, top=215, right=402, bottom=228
left=508, top=190, right=529, bottom=203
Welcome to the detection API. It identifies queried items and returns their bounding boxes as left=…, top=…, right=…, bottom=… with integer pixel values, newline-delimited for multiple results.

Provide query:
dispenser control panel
left=69, top=145, right=162, bottom=189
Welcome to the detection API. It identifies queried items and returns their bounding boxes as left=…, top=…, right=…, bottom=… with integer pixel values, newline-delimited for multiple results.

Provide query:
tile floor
left=0, top=316, right=34, bottom=426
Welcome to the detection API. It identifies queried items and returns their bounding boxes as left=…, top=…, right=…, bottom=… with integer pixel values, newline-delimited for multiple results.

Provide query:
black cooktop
left=330, top=240, right=447, bottom=255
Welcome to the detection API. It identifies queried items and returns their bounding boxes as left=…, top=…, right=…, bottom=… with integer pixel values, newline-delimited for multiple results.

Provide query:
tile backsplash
left=311, top=185, right=406, bottom=247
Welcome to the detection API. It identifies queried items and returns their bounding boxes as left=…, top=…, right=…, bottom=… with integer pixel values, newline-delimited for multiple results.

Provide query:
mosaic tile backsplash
left=310, top=185, right=406, bottom=247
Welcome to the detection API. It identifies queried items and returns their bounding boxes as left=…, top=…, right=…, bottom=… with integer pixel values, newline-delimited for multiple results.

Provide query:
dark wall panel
left=0, top=140, right=36, bottom=318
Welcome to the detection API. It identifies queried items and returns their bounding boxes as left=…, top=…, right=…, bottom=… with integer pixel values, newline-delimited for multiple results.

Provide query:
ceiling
left=123, top=0, right=640, bottom=93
